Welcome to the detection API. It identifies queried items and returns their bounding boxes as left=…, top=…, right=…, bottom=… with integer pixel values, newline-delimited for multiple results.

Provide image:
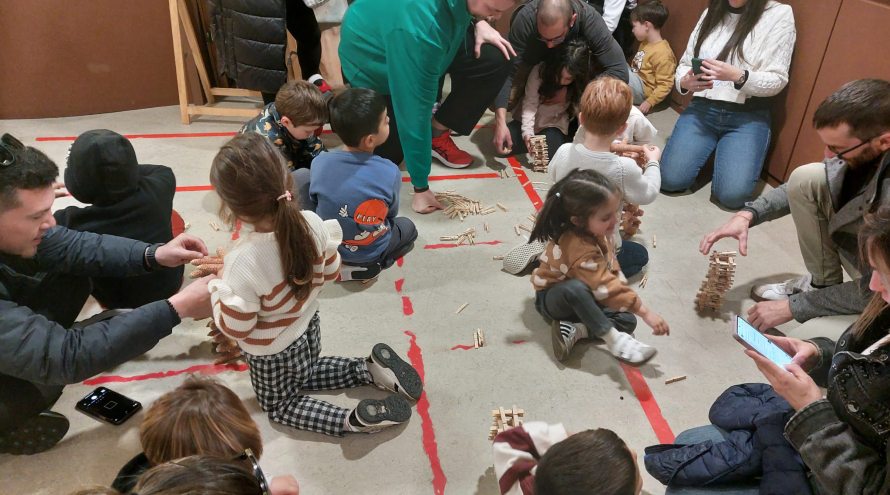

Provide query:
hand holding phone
left=76, top=387, right=141, bottom=425
left=692, top=57, right=704, bottom=75
left=734, top=316, right=792, bottom=368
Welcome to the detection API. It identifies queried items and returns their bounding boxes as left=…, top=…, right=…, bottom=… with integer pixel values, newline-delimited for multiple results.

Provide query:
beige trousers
left=787, top=163, right=861, bottom=286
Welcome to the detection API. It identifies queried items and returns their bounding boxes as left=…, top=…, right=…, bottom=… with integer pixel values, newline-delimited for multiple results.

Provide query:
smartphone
left=734, top=316, right=793, bottom=368
left=692, top=57, right=703, bottom=75
left=75, top=386, right=142, bottom=425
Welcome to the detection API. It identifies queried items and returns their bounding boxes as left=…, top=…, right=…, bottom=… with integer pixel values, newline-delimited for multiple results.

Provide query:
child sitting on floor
left=529, top=168, right=669, bottom=363
left=493, top=422, right=642, bottom=495
left=208, top=133, right=423, bottom=436
left=551, top=77, right=662, bottom=279
left=240, top=79, right=330, bottom=171
left=53, top=129, right=182, bottom=309
left=309, top=88, right=418, bottom=282
left=505, top=40, right=592, bottom=161
left=628, top=0, right=677, bottom=115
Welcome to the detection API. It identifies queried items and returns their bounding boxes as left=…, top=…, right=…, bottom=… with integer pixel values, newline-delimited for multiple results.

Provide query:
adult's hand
left=474, top=20, right=516, bottom=60
left=270, top=475, right=301, bottom=495
left=701, top=59, right=745, bottom=83
left=745, top=350, right=823, bottom=410
left=156, top=234, right=209, bottom=267
left=747, top=300, right=794, bottom=331
left=700, top=211, right=753, bottom=255
left=52, top=181, right=69, bottom=198
left=764, top=334, right=820, bottom=370
left=679, top=69, right=714, bottom=93
left=168, top=275, right=215, bottom=320
left=493, top=113, right=513, bottom=155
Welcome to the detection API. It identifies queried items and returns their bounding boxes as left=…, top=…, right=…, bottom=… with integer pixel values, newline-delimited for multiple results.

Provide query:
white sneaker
left=503, top=240, right=546, bottom=275
left=607, top=332, right=656, bottom=365
left=346, top=395, right=412, bottom=434
left=751, top=274, right=814, bottom=301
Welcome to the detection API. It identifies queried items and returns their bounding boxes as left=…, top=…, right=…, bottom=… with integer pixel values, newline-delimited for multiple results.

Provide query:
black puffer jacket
left=644, top=384, right=812, bottom=495
left=206, top=0, right=288, bottom=94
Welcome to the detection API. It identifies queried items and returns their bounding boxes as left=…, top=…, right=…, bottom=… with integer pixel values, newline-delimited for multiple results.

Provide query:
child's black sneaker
left=0, top=411, right=69, bottom=455
left=346, top=394, right=412, bottom=433
left=367, top=343, right=423, bottom=401
left=551, top=321, right=582, bottom=362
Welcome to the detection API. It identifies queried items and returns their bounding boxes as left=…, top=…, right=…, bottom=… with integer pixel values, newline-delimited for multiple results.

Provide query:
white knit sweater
left=676, top=1, right=796, bottom=104
left=208, top=211, right=342, bottom=356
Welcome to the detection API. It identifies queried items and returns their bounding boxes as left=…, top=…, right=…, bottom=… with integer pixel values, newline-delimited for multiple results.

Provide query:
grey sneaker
left=551, top=321, right=583, bottom=362
left=368, top=343, right=423, bottom=401
left=503, top=240, right=546, bottom=275
left=348, top=395, right=412, bottom=434
left=751, top=274, right=814, bottom=301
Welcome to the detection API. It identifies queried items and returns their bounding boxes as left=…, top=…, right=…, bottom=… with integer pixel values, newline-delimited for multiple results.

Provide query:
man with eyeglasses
left=701, top=79, right=890, bottom=337
left=0, top=135, right=214, bottom=455
left=491, top=0, right=629, bottom=155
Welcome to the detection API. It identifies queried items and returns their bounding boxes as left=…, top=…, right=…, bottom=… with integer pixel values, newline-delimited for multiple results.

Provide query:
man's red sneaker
left=431, top=131, right=474, bottom=168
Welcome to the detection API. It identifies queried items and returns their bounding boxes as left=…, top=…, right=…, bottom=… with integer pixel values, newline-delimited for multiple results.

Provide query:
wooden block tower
left=528, top=135, right=549, bottom=173
left=695, top=251, right=737, bottom=311
left=488, top=406, right=524, bottom=440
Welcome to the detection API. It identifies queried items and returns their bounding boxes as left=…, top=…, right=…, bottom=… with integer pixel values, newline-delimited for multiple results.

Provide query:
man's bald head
left=538, top=0, right=573, bottom=28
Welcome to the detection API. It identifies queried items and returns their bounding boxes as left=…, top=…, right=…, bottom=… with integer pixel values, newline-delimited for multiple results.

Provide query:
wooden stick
left=639, top=273, right=649, bottom=288
left=492, top=255, right=504, bottom=260
left=514, top=225, right=521, bottom=236
left=496, top=202, right=508, bottom=212
left=518, top=224, right=532, bottom=233
left=484, top=222, right=490, bottom=232
left=455, top=303, right=469, bottom=314
left=209, top=221, right=220, bottom=231
left=653, top=235, right=657, bottom=248
left=665, top=375, right=687, bottom=385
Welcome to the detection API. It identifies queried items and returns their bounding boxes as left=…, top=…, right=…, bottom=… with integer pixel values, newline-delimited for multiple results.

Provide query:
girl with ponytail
left=208, top=133, right=422, bottom=437
left=529, top=168, right=670, bottom=364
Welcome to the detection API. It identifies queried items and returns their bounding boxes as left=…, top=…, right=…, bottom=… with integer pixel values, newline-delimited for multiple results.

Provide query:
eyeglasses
left=537, top=25, right=571, bottom=44
left=238, top=448, right=271, bottom=495
left=828, top=134, right=880, bottom=159
left=0, top=133, right=25, bottom=167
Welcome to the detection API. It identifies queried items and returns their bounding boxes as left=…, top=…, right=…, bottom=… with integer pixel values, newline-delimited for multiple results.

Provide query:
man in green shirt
left=339, top=0, right=517, bottom=214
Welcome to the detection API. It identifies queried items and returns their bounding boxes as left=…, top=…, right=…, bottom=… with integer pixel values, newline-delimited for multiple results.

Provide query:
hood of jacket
left=65, top=129, right=140, bottom=206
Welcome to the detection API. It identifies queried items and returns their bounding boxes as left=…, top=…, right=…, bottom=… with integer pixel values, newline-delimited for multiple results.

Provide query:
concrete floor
left=0, top=103, right=809, bottom=494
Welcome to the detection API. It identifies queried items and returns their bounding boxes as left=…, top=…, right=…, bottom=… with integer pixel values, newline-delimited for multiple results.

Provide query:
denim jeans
left=664, top=426, right=759, bottom=495
left=660, top=98, right=771, bottom=209
left=535, top=279, right=638, bottom=336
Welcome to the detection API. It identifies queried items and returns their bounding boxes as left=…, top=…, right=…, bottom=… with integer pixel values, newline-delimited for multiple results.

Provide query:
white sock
left=602, top=328, right=620, bottom=346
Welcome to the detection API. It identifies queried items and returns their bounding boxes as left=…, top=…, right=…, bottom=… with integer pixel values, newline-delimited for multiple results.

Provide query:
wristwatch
left=735, top=70, right=749, bottom=89
left=143, top=243, right=163, bottom=271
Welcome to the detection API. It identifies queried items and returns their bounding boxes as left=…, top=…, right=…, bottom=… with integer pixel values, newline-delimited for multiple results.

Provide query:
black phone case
left=75, top=387, right=142, bottom=425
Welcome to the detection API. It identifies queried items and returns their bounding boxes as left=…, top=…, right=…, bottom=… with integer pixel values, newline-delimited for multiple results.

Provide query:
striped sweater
left=493, top=422, right=569, bottom=495
left=208, top=211, right=342, bottom=356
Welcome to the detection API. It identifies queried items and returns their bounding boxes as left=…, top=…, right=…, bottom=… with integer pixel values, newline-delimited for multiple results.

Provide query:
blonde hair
left=140, top=376, right=263, bottom=466
left=579, top=77, right=633, bottom=137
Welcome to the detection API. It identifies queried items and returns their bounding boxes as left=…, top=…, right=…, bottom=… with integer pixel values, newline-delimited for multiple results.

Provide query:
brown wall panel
left=764, top=0, right=842, bottom=182
left=787, top=0, right=890, bottom=174
left=0, top=1, right=179, bottom=119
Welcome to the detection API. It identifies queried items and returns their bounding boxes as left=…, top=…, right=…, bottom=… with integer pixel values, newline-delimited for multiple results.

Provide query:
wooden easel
left=168, top=0, right=263, bottom=124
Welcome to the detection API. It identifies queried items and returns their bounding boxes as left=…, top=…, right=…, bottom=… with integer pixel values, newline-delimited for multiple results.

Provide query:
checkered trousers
left=244, top=312, right=372, bottom=436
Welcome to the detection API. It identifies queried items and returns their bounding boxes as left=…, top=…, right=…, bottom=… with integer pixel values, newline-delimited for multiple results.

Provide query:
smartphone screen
left=735, top=316, right=793, bottom=367
left=75, top=387, right=141, bottom=425
left=692, top=57, right=703, bottom=75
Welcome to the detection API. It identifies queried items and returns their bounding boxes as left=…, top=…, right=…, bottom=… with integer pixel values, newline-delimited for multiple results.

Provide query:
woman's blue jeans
left=660, top=98, right=771, bottom=209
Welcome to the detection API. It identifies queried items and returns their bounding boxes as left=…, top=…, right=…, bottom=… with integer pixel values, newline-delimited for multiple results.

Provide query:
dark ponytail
left=210, top=133, right=319, bottom=300
left=529, top=168, right=620, bottom=244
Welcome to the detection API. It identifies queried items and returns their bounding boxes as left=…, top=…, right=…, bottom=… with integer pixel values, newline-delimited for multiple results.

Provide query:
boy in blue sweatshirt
left=310, top=88, right=417, bottom=281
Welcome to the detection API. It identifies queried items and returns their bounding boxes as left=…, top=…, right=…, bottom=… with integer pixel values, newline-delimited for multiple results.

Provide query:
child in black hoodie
left=54, top=129, right=183, bottom=308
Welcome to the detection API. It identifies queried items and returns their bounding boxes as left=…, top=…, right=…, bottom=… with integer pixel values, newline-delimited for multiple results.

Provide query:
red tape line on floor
left=424, top=240, right=503, bottom=250
left=620, top=363, right=675, bottom=443
left=402, top=172, right=500, bottom=182
left=402, top=296, right=414, bottom=316
left=405, top=330, right=447, bottom=494
left=508, top=155, right=675, bottom=443
left=83, top=362, right=248, bottom=385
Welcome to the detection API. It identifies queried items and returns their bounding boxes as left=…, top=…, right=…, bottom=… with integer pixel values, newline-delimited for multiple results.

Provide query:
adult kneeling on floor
left=0, top=134, right=214, bottom=455
left=339, top=0, right=518, bottom=214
